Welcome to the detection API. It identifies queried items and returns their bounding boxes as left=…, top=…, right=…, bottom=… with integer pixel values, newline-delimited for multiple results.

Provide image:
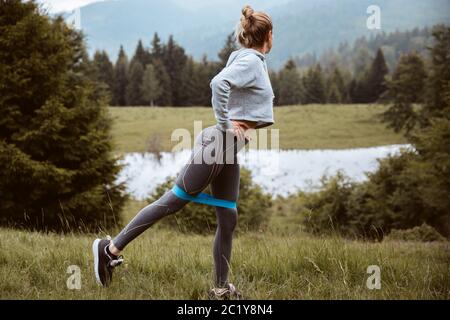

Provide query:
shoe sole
left=92, top=239, right=102, bottom=286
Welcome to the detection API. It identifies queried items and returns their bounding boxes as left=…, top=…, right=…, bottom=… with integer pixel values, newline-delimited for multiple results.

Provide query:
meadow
left=109, top=104, right=408, bottom=153
left=0, top=104, right=447, bottom=300
left=0, top=225, right=447, bottom=299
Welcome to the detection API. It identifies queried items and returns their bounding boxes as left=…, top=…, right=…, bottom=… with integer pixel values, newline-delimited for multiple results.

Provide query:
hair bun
left=242, top=5, right=254, bottom=20
left=235, top=5, right=272, bottom=48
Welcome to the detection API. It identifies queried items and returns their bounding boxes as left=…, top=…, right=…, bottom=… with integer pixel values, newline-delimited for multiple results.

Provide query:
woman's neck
left=251, top=46, right=266, bottom=55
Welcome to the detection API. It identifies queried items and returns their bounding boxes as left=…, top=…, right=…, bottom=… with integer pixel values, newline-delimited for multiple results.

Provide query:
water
left=116, top=145, right=412, bottom=200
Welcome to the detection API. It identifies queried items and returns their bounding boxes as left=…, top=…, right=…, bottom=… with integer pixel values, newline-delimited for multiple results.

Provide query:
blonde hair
left=235, top=4, right=273, bottom=48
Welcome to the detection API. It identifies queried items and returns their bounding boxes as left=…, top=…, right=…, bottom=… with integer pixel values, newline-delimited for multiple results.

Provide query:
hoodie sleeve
left=210, top=55, right=259, bottom=131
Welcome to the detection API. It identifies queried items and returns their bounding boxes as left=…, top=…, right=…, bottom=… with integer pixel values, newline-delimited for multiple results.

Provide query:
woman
left=92, top=4, right=274, bottom=299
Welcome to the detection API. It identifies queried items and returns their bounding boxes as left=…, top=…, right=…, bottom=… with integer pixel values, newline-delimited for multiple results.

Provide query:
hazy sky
left=35, top=0, right=292, bottom=13
left=36, top=0, right=106, bottom=13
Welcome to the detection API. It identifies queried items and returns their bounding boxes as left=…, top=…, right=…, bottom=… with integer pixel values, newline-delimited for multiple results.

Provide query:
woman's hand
left=230, top=120, right=254, bottom=142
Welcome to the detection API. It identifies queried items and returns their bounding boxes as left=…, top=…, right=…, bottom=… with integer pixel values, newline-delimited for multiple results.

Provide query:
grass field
left=109, top=104, right=408, bottom=153
left=0, top=225, right=448, bottom=299
left=1, top=105, right=447, bottom=300
left=0, top=198, right=448, bottom=300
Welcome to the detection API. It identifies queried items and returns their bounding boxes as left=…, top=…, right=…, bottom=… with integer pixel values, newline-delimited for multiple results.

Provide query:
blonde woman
left=93, top=4, right=274, bottom=299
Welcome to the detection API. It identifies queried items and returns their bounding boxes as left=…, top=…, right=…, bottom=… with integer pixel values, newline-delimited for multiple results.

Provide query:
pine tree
left=0, top=0, right=126, bottom=231
left=382, top=52, right=427, bottom=133
left=179, top=56, right=198, bottom=106
left=198, top=55, right=218, bottom=106
left=152, top=58, right=172, bottom=106
left=163, top=35, right=188, bottom=106
left=178, top=54, right=217, bottom=107
left=113, top=45, right=129, bottom=106
left=277, top=59, right=302, bottom=105
left=126, top=60, right=145, bottom=106
left=409, top=26, right=450, bottom=236
left=335, top=68, right=350, bottom=102
left=92, top=50, right=114, bottom=104
left=348, top=79, right=358, bottom=103
left=352, top=47, right=372, bottom=79
left=141, top=64, right=162, bottom=106
left=421, top=25, right=450, bottom=124
left=303, top=64, right=327, bottom=104
left=365, top=48, right=389, bottom=103
left=218, top=32, right=238, bottom=69
left=327, top=83, right=342, bottom=104
left=327, top=68, right=348, bottom=103
left=150, top=32, right=163, bottom=63
left=411, top=84, right=450, bottom=236
left=349, top=75, right=369, bottom=104
left=131, top=39, right=151, bottom=68
left=349, top=49, right=389, bottom=104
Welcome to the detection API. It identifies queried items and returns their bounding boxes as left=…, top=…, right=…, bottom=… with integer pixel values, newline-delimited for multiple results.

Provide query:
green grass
left=109, top=104, right=408, bottom=153
left=0, top=225, right=448, bottom=299
left=0, top=198, right=448, bottom=300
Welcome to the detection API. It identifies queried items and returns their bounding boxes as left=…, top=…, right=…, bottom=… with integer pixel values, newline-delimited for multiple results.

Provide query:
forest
left=88, top=27, right=434, bottom=107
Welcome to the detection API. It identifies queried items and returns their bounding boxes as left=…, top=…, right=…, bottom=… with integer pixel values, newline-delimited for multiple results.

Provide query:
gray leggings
left=113, top=125, right=247, bottom=287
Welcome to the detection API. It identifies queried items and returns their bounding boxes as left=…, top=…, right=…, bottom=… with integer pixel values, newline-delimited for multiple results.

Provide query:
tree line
left=90, top=33, right=232, bottom=107
left=89, top=26, right=439, bottom=108
left=272, top=48, right=389, bottom=105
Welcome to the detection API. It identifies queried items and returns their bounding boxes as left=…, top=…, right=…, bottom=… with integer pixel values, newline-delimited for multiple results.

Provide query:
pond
left=116, top=144, right=412, bottom=200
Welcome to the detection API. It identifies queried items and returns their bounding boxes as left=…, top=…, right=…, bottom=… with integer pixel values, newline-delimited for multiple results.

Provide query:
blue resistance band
left=171, top=184, right=237, bottom=209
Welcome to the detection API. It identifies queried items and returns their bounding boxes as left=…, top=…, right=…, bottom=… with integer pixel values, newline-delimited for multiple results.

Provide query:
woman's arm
left=210, top=55, right=259, bottom=132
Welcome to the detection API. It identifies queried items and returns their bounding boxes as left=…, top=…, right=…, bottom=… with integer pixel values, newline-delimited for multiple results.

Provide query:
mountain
left=263, top=0, right=450, bottom=69
left=68, top=0, right=450, bottom=69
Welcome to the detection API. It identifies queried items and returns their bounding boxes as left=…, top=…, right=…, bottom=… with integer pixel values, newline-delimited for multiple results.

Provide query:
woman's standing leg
left=210, top=161, right=240, bottom=288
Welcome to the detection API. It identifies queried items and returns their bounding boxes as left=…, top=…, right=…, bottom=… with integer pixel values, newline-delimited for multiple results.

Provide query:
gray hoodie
left=210, top=47, right=275, bottom=131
